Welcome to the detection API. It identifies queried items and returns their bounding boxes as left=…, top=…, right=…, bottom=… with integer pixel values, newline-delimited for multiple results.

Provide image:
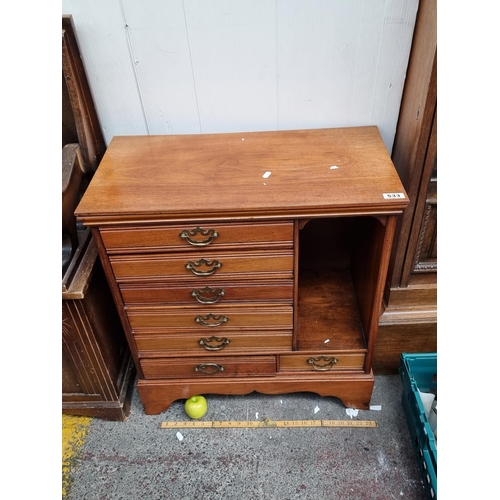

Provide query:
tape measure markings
left=160, top=419, right=377, bottom=429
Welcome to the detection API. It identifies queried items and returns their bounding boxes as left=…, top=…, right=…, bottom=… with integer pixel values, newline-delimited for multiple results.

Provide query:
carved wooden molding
left=62, top=15, right=106, bottom=172
left=413, top=203, right=437, bottom=272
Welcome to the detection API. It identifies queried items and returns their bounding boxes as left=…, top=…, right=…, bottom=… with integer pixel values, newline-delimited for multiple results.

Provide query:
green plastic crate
left=399, top=353, right=437, bottom=500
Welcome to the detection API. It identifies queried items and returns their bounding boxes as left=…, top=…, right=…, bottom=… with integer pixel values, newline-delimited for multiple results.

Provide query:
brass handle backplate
left=198, top=336, right=230, bottom=351
left=194, top=313, right=229, bottom=327
left=194, top=363, right=225, bottom=375
left=307, top=356, right=338, bottom=371
left=185, top=259, right=222, bottom=276
left=179, top=227, right=219, bottom=246
left=191, top=286, right=226, bottom=304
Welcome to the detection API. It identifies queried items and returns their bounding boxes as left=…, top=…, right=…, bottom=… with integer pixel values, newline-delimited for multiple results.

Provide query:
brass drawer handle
left=194, top=363, right=225, bottom=375
left=179, top=227, right=219, bottom=246
left=185, top=259, right=222, bottom=276
left=191, top=286, right=226, bottom=304
left=307, top=356, right=338, bottom=371
left=195, top=313, right=229, bottom=327
left=198, top=336, right=230, bottom=351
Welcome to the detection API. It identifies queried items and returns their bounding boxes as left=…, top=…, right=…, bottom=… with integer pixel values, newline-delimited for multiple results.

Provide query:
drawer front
left=100, top=221, right=293, bottom=253
left=110, top=250, right=294, bottom=282
left=279, top=353, right=365, bottom=372
left=127, top=305, right=293, bottom=330
left=134, top=331, right=292, bottom=354
left=140, top=356, right=277, bottom=379
left=120, top=280, right=293, bottom=306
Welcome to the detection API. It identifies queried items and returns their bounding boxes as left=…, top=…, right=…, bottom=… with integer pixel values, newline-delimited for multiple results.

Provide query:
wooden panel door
left=375, top=0, right=437, bottom=373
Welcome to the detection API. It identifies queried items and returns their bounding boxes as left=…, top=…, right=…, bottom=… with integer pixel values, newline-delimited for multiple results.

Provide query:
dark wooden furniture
left=62, top=15, right=106, bottom=172
left=375, top=0, right=437, bottom=373
left=62, top=15, right=135, bottom=420
left=75, top=127, right=408, bottom=415
left=62, top=144, right=135, bottom=420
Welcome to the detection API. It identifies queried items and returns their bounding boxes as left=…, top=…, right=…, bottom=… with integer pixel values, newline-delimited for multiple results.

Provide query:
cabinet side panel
left=91, top=227, right=144, bottom=378
left=351, top=216, right=397, bottom=371
left=292, top=220, right=300, bottom=351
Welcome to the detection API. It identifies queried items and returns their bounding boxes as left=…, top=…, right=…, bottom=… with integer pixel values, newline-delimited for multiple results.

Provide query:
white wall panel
left=366, top=0, right=420, bottom=150
left=61, top=0, right=418, bottom=153
left=276, top=1, right=367, bottom=131
left=183, top=0, right=278, bottom=133
left=275, top=0, right=417, bottom=150
left=62, top=0, right=149, bottom=144
left=120, top=0, right=201, bottom=134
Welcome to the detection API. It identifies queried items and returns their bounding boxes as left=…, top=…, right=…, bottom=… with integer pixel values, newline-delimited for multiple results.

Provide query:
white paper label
left=383, top=193, right=405, bottom=199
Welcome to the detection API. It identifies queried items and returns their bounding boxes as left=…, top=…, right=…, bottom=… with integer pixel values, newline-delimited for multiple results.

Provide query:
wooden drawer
left=127, top=304, right=293, bottom=331
left=140, top=355, right=277, bottom=379
left=134, top=330, right=293, bottom=354
left=279, top=353, right=365, bottom=372
left=120, top=280, right=294, bottom=306
left=110, top=250, right=294, bottom=282
left=100, top=221, right=293, bottom=253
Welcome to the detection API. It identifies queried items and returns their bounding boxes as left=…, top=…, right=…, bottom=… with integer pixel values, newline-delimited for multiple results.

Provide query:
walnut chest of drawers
left=75, top=126, right=408, bottom=415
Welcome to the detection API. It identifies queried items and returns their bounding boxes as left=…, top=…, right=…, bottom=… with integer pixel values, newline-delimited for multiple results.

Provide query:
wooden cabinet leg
left=137, top=373, right=374, bottom=415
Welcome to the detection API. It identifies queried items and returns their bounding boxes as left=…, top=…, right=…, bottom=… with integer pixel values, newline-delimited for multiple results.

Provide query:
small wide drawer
left=140, top=355, right=277, bottom=379
left=110, top=250, right=294, bottom=282
left=127, top=304, right=293, bottom=331
left=279, top=353, right=365, bottom=372
left=134, top=331, right=293, bottom=354
left=120, top=280, right=294, bottom=306
left=100, top=221, right=293, bottom=253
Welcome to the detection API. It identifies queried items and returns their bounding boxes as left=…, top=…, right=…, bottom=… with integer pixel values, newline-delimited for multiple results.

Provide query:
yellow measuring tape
left=160, top=418, right=377, bottom=429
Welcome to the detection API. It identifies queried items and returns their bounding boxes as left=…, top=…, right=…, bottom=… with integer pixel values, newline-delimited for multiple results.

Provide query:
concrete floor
left=63, top=374, right=427, bottom=499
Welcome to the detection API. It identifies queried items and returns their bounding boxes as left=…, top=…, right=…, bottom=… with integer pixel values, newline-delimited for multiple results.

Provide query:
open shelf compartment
left=296, top=216, right=388, bottom=363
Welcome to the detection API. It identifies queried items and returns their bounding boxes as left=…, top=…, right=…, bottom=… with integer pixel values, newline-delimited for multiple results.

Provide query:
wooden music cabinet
left=75, top=127, right=408, bottom=415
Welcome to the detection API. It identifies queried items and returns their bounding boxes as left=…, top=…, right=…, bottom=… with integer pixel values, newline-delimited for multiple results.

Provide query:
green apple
left=184, top=395, right=208, bottom=419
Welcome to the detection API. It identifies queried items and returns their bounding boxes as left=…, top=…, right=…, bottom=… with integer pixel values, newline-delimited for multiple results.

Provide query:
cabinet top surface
left=75, top=126, right=408, bottom=224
